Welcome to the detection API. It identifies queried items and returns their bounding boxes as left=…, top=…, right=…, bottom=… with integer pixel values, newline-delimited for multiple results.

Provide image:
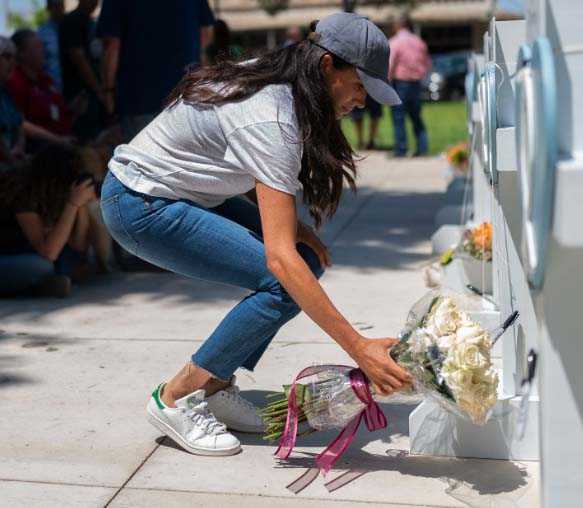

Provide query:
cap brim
left=357, top=69, right=401, bottom=106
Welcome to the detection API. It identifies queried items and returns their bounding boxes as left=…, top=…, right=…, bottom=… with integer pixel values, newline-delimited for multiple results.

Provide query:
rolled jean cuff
left=189, top=359, right=232, bottom=383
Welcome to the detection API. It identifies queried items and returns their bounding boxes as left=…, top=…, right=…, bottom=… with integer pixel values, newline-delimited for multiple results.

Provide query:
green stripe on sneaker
left=152, top=383, right=165, bottom=410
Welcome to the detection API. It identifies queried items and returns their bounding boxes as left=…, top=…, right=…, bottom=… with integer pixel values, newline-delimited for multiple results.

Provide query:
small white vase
left=461, top=256, right=493, bottom=294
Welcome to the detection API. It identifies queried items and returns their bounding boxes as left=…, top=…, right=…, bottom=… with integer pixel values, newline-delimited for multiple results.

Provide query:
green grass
left=341, top=100, right=468, bottom=156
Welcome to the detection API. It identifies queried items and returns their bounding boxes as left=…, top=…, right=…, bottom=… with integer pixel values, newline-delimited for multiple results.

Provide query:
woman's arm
left=68, top=204, right=91, bottom=253
left=15, top=179, right=97, bottom=262
left=246, top=188, right=330, bottom=268
left=255, top=181, right=411, bottom=394
left=16, top=204, right=80, bottom=262
left=22, top=120, right=73, bottom=146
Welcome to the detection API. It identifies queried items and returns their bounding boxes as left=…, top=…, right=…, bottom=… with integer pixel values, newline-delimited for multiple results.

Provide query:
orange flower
left=472, top=222, right=492, bottom=251
left=446, top=141, right=470, bottom=167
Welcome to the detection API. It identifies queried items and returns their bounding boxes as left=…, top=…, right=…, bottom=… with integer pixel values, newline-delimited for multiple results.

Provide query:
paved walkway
left=0, top=154, right=539, bottom=507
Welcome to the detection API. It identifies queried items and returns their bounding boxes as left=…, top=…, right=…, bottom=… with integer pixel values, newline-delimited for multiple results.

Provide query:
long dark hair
left=167, top=39, right=357, bottom=228
left=0, top=145, right=84, bottom=225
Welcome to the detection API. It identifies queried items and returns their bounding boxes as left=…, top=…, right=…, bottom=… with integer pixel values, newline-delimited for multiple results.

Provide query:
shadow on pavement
left=277, top=449, right=531, bottom=499
left=0, top=185, right=444, bottom=325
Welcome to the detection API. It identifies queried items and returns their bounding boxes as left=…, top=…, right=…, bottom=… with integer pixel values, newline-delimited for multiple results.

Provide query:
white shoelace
left=184, top=401, right=227, bottom=435
left=224, top=385, right=258, bottom=412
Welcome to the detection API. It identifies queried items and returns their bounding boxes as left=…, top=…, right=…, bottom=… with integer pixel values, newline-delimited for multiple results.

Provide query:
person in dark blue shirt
left=97, top=0, right=215, bottom=141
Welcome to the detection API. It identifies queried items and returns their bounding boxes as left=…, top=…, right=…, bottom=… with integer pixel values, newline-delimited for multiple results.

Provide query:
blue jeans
left=0, top=246, right=85, bottom=295
left=391, top=80, right=428, bottom=156
left=100, top=171, right=324, bottom=380
left=0, top=253, right=54, bottom=295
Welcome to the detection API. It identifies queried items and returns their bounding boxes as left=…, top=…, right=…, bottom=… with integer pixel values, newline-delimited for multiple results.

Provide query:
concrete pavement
left=0, top=154, right=539, bottom=507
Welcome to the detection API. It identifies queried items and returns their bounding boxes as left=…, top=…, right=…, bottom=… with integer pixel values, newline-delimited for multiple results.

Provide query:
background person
left=38, top=0, right=66, bottom=92
left=59, top=0, right=106, bottom=142
left=0, top=145, right=98, bottom=298
left=282, top=26, right=302, bottom=47
left=389, top=15, right=431, bottom=157
left=97, top=0, right=215, bottom=271
left=97, top=0, right=215, bottom=142
left=351, top=95, right=383, bottom=150
left=0, top=37, right=25, bottom=166
left=8, top=29, right=79, bottom=153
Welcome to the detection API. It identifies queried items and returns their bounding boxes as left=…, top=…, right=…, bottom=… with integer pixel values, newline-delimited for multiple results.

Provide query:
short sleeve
left=200, top=0, right=215, bottom=27
left=96, top=0, right=123, bottom=38
left=224, top=122, right=302, bottom=195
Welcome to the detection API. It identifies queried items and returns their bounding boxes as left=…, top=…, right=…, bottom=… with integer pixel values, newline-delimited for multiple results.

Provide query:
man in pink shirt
left=389, top=16, right=431, bottom=156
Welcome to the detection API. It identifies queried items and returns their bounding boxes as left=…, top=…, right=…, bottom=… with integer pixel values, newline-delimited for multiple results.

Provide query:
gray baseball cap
left=314, top=13, right=401, bottom=105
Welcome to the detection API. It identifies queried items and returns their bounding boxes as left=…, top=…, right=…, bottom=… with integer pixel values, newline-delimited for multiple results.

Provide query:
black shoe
left=366, top=140, right=376, bottom=150
left=413, top=150, right=428, bottom=157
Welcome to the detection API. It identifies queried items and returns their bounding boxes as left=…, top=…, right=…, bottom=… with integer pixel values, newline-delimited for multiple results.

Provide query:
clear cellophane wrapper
left=302, top=289, right=500, bottom=431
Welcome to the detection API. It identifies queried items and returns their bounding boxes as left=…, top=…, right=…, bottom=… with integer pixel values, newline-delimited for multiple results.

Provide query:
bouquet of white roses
left=394, top=289, right=499, bottom=424
left=262, top=290, right=515, bottom=445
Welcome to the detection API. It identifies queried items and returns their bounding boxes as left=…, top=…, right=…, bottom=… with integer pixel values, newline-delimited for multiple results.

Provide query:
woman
left=101, top=13, right=409, bottom=456
left=0, top=145, right=97, bottom=297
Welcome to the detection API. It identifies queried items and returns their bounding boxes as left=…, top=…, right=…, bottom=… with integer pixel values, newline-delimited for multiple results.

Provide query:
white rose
left=431, top=298, right=461, bottom=335
left=456, top=324, right=490, bottom=347
left=442, top=366, right=473, bottom=391
left=442, top=360, right=499, bottom=424
left=453, top=343, right=490, bottom=370
left=437, top=333, right=456, bottom=351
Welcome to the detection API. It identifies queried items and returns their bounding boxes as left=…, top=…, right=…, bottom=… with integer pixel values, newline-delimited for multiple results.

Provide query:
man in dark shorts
left=351, top=94, right=383, bottom=150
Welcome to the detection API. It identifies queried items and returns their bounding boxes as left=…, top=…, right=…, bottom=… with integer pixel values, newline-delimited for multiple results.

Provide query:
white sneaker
left=147, top=384, right=241, bottom=456
left=205, top=376, right=265, bottom=434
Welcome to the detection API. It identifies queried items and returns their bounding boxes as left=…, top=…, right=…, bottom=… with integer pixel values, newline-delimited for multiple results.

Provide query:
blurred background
left=0, top=0, right=524, bottom=156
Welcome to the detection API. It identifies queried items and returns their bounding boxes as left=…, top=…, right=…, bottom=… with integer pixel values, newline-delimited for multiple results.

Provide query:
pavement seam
left=120, top=485, right=451, bottom=507
left=0, top=478, right=116, bottom=489
left=102, top=440, right=163, bottom=507
left=0, top=478, right=454, bottom=507
left=0, top=478, right=452, bottom=507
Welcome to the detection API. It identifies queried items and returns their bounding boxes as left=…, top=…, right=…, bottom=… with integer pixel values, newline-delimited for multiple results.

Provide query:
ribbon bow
left=275, top=364, right=387, bottom=491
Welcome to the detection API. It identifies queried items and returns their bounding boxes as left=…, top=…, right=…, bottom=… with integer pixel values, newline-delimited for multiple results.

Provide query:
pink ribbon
left=275, top=365, right=387, bottom=476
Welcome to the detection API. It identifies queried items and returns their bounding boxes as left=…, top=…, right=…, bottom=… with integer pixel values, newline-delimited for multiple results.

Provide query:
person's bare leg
left=161, top=362, right=230, bottom=407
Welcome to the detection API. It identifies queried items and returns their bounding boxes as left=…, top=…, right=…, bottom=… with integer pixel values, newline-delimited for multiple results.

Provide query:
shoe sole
left=146, top=408, right=241, bottom=456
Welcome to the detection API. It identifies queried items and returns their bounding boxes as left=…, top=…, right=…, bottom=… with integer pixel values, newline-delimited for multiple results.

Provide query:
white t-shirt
left=109, top=84, right=302, bottom=208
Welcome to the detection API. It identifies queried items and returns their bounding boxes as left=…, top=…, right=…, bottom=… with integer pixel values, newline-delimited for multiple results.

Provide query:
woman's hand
left=350, top=337, right=412, bottom=396
left=69, top=178, right=97, bottom=208
left=297, top=221, right=332, bottom=268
